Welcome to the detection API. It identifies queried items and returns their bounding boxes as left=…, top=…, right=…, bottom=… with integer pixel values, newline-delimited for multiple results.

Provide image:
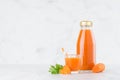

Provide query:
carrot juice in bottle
left=76, top=21, right=96, bottom=70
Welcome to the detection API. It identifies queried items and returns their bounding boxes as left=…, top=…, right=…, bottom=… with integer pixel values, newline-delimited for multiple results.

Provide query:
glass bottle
left=76, top=20, right=96, bottom=70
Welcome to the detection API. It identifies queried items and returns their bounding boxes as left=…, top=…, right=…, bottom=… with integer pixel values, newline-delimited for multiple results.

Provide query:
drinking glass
left=65, top=53, right=83, bottom=73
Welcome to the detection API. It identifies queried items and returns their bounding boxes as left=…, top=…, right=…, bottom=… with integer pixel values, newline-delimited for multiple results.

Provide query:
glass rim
left=65, top=54, right=82, bottom=58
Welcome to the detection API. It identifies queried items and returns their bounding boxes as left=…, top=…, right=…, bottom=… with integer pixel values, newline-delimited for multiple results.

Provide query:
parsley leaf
left=49, top=64, right=63, bottom=74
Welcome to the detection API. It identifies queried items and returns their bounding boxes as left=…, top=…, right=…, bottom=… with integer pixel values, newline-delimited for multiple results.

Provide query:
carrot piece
left=92, top=63, right=105, bottom=73
left=59, top=65, right=71, bottom=74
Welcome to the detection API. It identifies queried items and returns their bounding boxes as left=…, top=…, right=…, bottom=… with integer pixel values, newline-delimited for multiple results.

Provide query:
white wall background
left=0, top=0, right=120, bottom=65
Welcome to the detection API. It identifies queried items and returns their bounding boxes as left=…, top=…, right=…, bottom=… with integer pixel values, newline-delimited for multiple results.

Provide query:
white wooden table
left=0, top=64, right=119, bottom=80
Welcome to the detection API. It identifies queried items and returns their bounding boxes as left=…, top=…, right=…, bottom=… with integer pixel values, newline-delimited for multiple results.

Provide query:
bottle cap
left=80, top=20, right=93, bottom=27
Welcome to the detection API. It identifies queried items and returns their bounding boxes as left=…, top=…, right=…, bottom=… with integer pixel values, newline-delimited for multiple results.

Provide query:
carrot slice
left=60, top=65, right=71, bottom=74
left=92, top=63, right=105, bottom=73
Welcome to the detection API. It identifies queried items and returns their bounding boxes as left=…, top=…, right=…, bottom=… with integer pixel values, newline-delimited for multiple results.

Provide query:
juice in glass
left=65, top=54, right=82, bottom=71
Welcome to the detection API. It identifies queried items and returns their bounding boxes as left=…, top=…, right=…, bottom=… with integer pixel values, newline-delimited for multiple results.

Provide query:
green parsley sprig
left=49, top=64, right=63, bottom=74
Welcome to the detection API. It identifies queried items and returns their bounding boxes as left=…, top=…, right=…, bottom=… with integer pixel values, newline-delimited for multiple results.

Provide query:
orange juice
left=76, top=21, right=96, bottom=70
left=65, top=57, right=81, bottom=71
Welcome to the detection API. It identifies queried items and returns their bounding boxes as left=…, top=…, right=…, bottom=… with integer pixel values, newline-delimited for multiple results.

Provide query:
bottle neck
left=81, top=26, right=92, bottom=30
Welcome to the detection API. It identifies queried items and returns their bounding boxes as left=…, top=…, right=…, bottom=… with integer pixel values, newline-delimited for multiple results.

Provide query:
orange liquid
left=77, top=30, right=95, bottom=70
left=65, top=57, right=81, bottom=71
